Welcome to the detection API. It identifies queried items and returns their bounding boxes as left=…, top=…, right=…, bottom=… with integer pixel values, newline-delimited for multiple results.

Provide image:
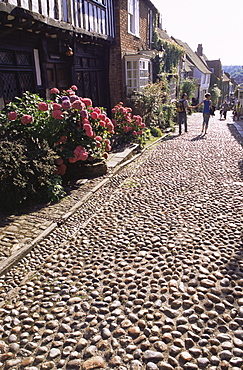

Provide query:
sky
left=151, top=0, right=243, bottom=66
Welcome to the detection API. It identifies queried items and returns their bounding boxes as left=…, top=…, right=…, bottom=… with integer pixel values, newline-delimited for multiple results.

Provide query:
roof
left=222, top=73, right=231, bottom=82
left=172, top=37, right=211, bottom=75
left=155, top=28, right=174, bottom=42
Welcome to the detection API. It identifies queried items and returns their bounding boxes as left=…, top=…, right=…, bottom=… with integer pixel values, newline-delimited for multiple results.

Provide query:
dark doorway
left=46, top=63, right=69, bottom=91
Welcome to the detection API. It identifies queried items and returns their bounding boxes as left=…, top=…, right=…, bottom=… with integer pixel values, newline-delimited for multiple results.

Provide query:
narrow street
left=0, top=111, right=243, bottom=370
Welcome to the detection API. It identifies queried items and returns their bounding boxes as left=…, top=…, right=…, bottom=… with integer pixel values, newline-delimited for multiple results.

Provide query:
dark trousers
left=178, top=112, right=187, bottom=134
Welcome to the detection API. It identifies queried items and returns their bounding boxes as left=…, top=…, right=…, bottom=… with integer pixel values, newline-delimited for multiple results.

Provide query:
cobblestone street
left=0, top=111, right=243, bottom=370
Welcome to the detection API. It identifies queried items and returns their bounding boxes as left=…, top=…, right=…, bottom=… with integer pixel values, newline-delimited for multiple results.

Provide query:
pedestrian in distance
left=220, top=100, right=229, bottom=120
left=234, top=101, right=242, bottom=121
left=176, top=93, right=193, bottom=135
left=194, top=93, right=213, bottom=135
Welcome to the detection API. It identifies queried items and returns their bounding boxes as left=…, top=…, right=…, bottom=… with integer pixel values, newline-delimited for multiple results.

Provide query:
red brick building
left=109, top=0, right=160, bottom=108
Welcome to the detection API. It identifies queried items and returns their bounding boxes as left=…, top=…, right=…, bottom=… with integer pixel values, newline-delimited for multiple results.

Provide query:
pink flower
left=104, top=139, right=110, bottom=144
left=85, top=129, right=94, bottom=137
left=91, top=111, right=99, bottom=119
left=8, top=111, right=17, bottom=120
left=124, top=126, right=131, bottom=133
left=83, top=123, right=92, bottom=131
left=62, top=100, right=71, bottom=110
left=96, top=142, right=101, bottom=148
left=82, top=98, right=92, bottom=106
left=71, top=85, right=78, bottom=91
left=52, top=103, right=62, bottom=110
left=52, top=110, right=63, bottom=120
left=99, top=113, right=106, bottom=120
left=74, top=145, right=84, bottom=156
left=21, top=114, right=33, bottom=125
left=78, top=151, right=88, bottom=161
left=94, top=107, right=101, bottom=114
left=95, top=136, right=102, bottom=142
left=105, top=144, right=111, bottom=152
left=66, top=89, right=75, bottom=96
left=132, top=131, right=137, bottom=136
left=70, top=95, right=79, bottom=103
left=140, top=122, right=145, bottom=128
left=137, top=130, right=143, bottom=135
left=71, top=100, right=83, bottom=110
left=50, top=88, right=60, bottom=94
left=99, top=120, right=106, bottom=127
left=38, top=102, right=48, bottom=111
left=107, top=122, right=114, bottom=132
left=119, top=106, right=127, bottom=113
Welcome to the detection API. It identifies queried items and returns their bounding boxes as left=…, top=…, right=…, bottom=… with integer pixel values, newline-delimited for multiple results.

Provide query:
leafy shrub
left=2, top=89, right=114, bottom=177
left=150, top=126, right=163, bottom=137
left=0, top=138, right=64, bottom=210
left=128, top=82, right=176, bottom=130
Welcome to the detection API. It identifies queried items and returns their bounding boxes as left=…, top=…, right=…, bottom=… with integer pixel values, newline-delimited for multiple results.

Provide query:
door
left=47, top=63, right=69, bottom=91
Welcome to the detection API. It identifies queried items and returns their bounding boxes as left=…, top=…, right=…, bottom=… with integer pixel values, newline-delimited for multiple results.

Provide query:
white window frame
left=128, top=0, right=140, bottom=37
left=125, top=54, right=152, bottom=95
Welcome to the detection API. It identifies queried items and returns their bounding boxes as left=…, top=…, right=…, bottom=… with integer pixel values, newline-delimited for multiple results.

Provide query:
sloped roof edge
left=172, top=37, right=211, bottom=75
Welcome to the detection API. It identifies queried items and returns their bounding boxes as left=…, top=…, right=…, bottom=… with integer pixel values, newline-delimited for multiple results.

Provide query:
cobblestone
left=0, top=111, right=243, bottom=369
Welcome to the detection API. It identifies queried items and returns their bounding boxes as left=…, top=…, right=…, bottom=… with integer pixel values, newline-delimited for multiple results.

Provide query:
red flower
left=56, top=158, right=64, bottom=165
left=95, top=135, right=102, bottom=142
left=50, top=88, right=60, bottom=94
left=71, top=85, right=78, bottom=91
left=91, top=111, right=99, bottom=119
left=52, top=110, right=63, bottom=120
left=38, top=102, right=48, bottom=111
left=82, top=98, right=92, bottom=107
left=103, top=152, right=108, bottom=159
left=8, top=111, right=17, bottom=121
left=52, top=103, right=62, bottom=110
left=21, top=114, right=33, bottom=125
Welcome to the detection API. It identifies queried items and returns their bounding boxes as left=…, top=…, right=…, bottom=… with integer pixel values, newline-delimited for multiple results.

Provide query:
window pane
left=133, top=61, right=137, bottom=69
left=133, top=70, right=137, bottom=78
left=127, top=71, right=132, bottom=78
left=127, top=61, right=132, bottom=69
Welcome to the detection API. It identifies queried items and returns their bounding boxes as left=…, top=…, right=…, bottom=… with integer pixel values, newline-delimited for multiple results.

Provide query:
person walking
left=177, top=93, right=192, bottom=135
left=234, top=101, right=242, bottom=121
left=194, top=93, right=213, bottom=135
left=221, top=100, right=229, bottom=120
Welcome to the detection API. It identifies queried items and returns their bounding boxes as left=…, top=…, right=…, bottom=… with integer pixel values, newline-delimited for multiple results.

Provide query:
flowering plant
left=1, top=87, right=114, bottom=177
left=111, top=102, right=146, bottom=146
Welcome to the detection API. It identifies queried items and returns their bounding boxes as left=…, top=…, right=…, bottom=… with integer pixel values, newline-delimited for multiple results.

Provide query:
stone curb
left=0, top=132, right=171, bottom=276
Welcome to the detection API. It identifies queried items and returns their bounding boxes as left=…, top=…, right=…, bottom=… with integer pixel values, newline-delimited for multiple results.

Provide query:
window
left=125, top=54, right=152, bottom=95
left=128, top=0, right=139, bottom=37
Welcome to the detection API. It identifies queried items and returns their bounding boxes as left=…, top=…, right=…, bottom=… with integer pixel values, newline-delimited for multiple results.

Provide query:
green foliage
left=150, top=126, right=162, bottom=137
left=0, top=138, right=64, bottom=211
left=153, top=31, right=184, bottom=75
left=128, top=81, right=176, bottom=131
left=180, top=78, right=198, bottom=100
left=209, top=84, right=221, bottom=106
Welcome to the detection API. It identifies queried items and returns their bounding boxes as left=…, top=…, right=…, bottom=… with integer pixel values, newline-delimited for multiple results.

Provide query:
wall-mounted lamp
left=65, top=46, right=73, bottom=57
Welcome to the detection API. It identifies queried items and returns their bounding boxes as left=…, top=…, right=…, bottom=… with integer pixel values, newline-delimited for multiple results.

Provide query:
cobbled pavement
left=0, top=112, right=243, bottom=370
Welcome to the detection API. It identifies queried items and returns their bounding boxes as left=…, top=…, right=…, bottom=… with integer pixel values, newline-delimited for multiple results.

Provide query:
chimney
left=197, top=44, right=203, bottom=56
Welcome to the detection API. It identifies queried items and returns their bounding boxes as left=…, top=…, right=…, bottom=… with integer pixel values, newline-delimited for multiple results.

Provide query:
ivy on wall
left=152, top=31, right=185, bottom=77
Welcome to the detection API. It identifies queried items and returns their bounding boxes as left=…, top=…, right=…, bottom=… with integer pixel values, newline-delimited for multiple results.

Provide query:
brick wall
left=109, top=0, right=156, bottom=108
